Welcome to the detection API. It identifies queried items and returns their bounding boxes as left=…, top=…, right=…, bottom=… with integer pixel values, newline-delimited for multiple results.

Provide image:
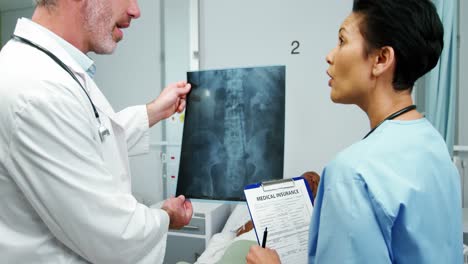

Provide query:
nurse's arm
left=309, top=170, right=392, bottom=263
left=246, top=245, right=281, bottom=264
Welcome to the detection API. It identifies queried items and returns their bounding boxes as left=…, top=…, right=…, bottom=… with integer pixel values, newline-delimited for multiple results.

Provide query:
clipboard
left=244, top=177, right=314, bottom=264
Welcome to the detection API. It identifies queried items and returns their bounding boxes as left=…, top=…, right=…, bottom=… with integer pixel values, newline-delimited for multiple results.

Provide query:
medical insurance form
left=244, top=177, right=314, bottom=264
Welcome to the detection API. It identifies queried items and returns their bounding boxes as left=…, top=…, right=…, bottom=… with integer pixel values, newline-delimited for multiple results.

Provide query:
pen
left=261, top=227, right=268, bottom=248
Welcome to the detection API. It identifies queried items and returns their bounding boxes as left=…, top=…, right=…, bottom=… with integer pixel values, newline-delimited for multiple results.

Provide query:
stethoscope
left=12, top=34, right=110, bottom=142
left=362, top=104, right=417, bottom=139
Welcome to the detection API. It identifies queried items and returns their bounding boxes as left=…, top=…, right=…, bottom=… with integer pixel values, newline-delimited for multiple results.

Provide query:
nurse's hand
left=146, top=81, right=191, bottom=127
left=161, top=195, right=193, bottom=229
left=246, top=245, right=281, bottom=264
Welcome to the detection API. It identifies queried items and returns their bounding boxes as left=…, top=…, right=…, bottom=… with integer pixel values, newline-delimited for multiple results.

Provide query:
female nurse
left=247, top=0, right=462, bottom=263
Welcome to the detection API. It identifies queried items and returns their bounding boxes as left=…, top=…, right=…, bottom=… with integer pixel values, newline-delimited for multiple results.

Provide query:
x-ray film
left=176, top=66, right=285, bottom=201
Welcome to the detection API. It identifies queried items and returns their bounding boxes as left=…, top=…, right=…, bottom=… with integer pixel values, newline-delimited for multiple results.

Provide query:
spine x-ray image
left=176, top=66, right=285, bottom=201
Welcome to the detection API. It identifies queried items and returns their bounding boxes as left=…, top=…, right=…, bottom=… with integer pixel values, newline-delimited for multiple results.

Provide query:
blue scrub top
left=308, top=118, right=462, bottom=263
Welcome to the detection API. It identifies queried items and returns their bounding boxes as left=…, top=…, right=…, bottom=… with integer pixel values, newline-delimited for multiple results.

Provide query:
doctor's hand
left=246, top=245, right=281, bottom=264
left=146, top=81, right=191, bottom=127
left=161, top=195, right=193, bottom=229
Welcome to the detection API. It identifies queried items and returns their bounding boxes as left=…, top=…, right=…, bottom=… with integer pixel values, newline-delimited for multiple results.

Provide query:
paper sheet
left=244, top=178, right=313, bottom=264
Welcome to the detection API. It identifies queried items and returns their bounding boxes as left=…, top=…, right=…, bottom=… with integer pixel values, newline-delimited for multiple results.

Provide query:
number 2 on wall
left=291, top=40, right=300, bottom=55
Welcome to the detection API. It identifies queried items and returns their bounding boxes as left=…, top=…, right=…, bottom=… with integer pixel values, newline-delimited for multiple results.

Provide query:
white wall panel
left=199, top=0, right=368, bottom=177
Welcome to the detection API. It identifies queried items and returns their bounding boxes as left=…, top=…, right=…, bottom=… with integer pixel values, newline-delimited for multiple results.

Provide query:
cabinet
left=163, top=202, right=231, bottom=264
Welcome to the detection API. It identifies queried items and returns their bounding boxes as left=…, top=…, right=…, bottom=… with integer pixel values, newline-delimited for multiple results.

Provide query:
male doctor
left=0, top=0, right=193, bottom=263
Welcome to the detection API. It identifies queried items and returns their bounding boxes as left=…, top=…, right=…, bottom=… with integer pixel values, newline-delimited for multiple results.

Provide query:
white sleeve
left=115, top=105, right=150, bottom=156
left=6, top=81, right=169, bottom=263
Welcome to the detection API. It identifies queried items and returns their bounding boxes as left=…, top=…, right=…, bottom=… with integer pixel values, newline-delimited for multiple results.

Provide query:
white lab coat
left=0, top=19, right=169, bottom=263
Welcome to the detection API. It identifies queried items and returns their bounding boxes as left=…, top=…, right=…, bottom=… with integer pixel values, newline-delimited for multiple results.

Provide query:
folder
left=244, top=177, right=314, bottom=264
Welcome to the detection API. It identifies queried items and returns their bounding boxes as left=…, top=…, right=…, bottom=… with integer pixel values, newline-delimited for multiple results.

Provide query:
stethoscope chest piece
left=98, top=123, right=110, bottom=142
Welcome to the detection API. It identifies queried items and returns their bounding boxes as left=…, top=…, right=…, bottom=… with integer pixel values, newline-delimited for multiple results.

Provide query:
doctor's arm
left=161, top=195, right=193, bottom=229
left=6, top=81, right=181, bottom=263
left=115, top=81, right=191, bottom=156
left=146, top=81, right=191, bottom=127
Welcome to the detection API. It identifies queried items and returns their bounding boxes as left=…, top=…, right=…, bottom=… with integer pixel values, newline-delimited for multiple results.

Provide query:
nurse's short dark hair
left=352, top=0, right=444, bottom=91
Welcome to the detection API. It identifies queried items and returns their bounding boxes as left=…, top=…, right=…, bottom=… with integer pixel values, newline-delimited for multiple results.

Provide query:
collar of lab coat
left=13, top=18, right=90, bottom=92
left=13, top=18, right=120, bottom=125
left=31, top=18, right=96, bottom=79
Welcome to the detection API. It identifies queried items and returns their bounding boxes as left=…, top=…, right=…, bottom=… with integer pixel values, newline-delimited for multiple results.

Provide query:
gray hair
left=34, top=0, right=57, bottom=6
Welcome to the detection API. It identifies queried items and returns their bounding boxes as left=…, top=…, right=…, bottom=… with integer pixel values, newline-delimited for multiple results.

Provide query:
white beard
left=84, top=0, right=116, bottom=54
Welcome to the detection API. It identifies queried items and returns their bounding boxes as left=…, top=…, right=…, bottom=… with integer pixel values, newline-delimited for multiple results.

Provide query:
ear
left=371, top=46, right=395, bottom=77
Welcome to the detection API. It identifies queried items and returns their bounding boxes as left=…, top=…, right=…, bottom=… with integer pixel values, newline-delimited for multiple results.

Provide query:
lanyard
left=362, top=105, right=417, bottom=139
left=12, top=34, right=110, bottom=142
